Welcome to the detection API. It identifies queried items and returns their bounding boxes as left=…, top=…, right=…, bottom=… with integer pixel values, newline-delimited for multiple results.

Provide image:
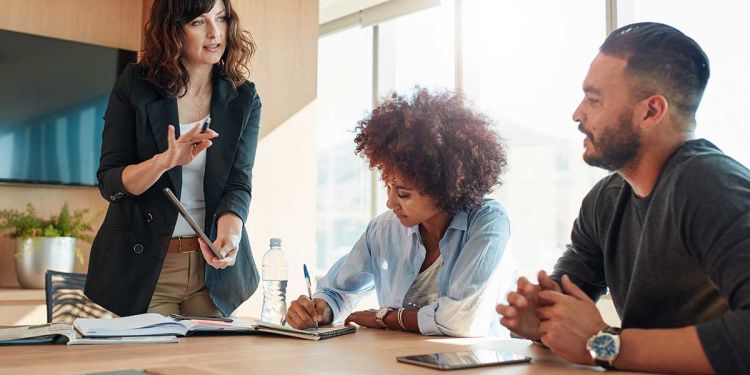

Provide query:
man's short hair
left=600, top=22, right=710, bottom=130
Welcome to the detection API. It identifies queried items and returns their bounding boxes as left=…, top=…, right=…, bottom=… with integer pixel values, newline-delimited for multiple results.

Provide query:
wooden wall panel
left=233, top=0, right=319, bottom=137
left=0, top=0, right=143, bottom=50
left=0, top=0, right=143, bottom=287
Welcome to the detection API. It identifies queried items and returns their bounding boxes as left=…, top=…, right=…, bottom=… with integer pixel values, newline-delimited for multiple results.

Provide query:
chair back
left=45, top=270, right=112, bottom=324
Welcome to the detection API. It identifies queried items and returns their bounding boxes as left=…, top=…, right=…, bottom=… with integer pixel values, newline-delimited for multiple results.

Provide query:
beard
left=581, top=111, right=641, bottom=171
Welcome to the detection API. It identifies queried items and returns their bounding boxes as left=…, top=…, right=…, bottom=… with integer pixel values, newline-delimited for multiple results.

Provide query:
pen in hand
left=303, top=264, right=318, bottom=330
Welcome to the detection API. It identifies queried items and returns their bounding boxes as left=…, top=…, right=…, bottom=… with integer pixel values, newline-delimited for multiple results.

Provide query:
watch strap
left=595, top=358, right=615, bottom=370
left=604, top=326, right=622, bottom=335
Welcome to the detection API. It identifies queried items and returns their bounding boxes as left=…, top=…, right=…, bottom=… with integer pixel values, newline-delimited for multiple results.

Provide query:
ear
left=636, top=95, right=669, bottom=130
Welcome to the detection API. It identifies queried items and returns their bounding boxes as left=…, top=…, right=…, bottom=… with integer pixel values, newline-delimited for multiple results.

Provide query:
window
left=461, top=0, right=607, bottom=277
left=316, top=26, right=373, bottom=273
left=376, top=1, right=455, bottom=95
left=316, top=0, right=750, bottom=282
left=620, top=0, right=750, bottom=166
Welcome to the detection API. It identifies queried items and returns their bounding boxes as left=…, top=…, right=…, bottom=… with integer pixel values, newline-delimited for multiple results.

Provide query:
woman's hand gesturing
left=155, top=123, right=218, bottom=171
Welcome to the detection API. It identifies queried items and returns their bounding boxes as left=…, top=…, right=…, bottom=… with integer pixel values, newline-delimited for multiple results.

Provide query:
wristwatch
left=375, top=307, right=393, bottom=328
left=586, top=326, right=622, bottom=370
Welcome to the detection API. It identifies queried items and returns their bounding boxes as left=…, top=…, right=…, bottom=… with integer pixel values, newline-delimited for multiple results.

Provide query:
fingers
left=499, top=316, right=517, bottom=329
left=517, top=276, right=541, bottom=307
left=537, top=290, right=565, bottom=305
left=212, top=241, right=238, bottom=269
left=197, top=238, right=219, bottom=264
left=218, top=242, right=236, bottom=258
left=511, top=291, right=532, bottom=308
left=287, top=296, right=316, bottom=329
left=215, top=253, right=236, bottom=269
left=197, top=238, right=236, bottom=269
left=167, top=125, right=176, bottom=146
left=538, top=270, right=561, bottom=292
left=179, top=127, right=218, bottom=144
left=496, top=303, right=514, bottom=316
left=517, top=276, right=531, bottom=291
left=192, top=140, right=213, bottom=156
left=313, top=299, right=333, bottom=324
left=297, top=296, right=318, bottom=324
left=344, top=310, right=367, bottom=326
left=190, top=122, right=219, bottom=137
left=536, top=305, right=555, bottom=320
left=560, top=274, right=591, bottom=301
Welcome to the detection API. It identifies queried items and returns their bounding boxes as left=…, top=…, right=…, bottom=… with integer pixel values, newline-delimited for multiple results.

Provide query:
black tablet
left=397, top=349, right=531, bottom=370
left=163, top=187, right=225, bottom=259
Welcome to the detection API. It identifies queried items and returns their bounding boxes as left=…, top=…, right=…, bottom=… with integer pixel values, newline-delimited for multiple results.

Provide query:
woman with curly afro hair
left=286, top=88, right=516, bottom=337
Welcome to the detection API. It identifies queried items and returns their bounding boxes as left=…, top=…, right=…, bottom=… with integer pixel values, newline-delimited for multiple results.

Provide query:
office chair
left=45, top=270, right=112, bottom=324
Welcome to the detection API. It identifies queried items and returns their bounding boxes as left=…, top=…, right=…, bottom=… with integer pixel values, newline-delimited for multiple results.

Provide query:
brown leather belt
left=167, top=236, right=200, bottom=254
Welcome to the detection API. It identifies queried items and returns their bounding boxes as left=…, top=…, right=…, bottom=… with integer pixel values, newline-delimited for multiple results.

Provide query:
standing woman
left=85, top=0, right=261, bottom=317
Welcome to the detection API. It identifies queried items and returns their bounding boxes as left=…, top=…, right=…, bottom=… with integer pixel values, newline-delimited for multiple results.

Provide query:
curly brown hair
left=140, top=0, right=256, bottom=96
left=354, top=88, right=507, bottom=214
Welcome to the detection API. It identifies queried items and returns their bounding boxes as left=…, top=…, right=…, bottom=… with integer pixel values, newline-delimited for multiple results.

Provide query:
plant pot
left=14, top=237, right=77, bottom=289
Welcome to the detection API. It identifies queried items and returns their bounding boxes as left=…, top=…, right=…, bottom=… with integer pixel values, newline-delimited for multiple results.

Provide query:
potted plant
left=0, top=203, right=96, bottom=289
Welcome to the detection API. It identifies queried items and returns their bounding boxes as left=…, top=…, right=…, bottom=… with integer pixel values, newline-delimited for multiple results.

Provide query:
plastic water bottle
left=261, top=238, right=288, bottom=324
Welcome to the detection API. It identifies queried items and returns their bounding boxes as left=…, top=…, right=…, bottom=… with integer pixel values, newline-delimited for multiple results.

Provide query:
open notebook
left=73, top=313, right=357, bottom=341
left=0, top=323, right=177, bottom=345
left=74, top=313, right=255, bottom=337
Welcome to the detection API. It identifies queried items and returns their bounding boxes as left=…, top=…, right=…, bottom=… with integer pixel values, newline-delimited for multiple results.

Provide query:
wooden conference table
left=0, top=328, right=654, bottom=374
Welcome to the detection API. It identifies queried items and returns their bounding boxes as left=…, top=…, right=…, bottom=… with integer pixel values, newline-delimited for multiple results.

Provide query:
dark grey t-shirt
left=552, top=139, right=750, bottom=375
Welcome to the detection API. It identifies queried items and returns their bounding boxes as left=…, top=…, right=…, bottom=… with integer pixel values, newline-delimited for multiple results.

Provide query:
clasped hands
left=496, top=271, right=609, bottom=365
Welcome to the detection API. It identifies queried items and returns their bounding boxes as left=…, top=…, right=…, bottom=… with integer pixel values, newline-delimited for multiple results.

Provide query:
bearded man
left=497, top=22, right=750, bottom=375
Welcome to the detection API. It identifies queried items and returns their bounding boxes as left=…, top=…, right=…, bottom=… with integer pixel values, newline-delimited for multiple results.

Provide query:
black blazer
left=84, top=63, right=261, bottom=317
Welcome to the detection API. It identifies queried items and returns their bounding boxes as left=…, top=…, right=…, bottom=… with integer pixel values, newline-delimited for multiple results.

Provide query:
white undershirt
left=402, top=255, right=443, bottom=308
left=172, top=114, right=209, bottom=237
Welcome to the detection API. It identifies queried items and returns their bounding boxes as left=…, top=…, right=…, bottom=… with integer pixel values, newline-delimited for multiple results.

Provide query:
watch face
left=590, top=334, right=619, bottom=360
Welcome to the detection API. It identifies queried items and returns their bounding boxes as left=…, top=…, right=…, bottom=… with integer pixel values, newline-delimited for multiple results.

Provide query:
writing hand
left=287, top=296, right=333, bottom=329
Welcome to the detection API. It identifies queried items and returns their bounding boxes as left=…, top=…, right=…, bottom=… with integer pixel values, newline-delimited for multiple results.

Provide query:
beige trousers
left=147, top=251, right=221, bottom=317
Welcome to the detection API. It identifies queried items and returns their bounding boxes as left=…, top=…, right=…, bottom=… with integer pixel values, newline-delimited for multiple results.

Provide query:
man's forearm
left=615, top=326, right=714, bottom=374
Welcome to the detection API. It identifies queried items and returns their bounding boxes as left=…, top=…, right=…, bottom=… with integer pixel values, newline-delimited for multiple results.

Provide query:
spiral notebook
left=254, top=321, right=357, bottom=341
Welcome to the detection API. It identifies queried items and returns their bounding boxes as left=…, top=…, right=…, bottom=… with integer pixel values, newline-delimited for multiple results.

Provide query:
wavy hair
left=140, top=0, right=256, bottom=96
left=354, top=88, right=508, bottom=214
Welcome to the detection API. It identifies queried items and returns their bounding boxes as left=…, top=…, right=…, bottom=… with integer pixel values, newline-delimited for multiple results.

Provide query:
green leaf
left=0, top=202, right=97, bottom=244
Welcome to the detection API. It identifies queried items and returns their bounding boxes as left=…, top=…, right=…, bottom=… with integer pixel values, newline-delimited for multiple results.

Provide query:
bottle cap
left=269, top=238, right=282, bottom=247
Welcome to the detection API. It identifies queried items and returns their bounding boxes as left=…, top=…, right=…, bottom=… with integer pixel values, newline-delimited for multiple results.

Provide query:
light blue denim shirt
left=314, top=198, right=516, bottom=337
